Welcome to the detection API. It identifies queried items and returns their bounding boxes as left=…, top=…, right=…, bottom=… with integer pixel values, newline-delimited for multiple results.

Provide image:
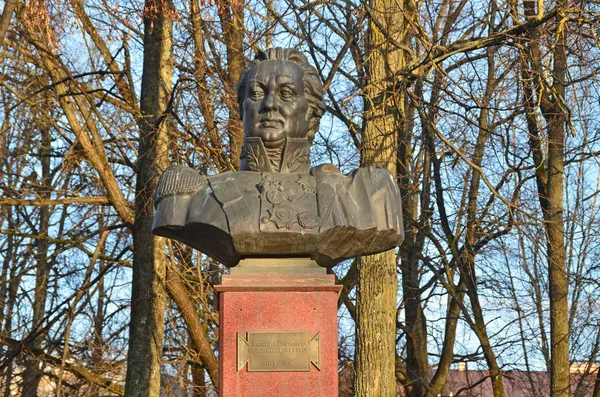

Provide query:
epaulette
left=154, top=165, right=206, bottom=205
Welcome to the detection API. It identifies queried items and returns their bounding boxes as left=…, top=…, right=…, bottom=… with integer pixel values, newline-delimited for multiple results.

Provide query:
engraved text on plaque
left=237, top=331, right=320, bottom=372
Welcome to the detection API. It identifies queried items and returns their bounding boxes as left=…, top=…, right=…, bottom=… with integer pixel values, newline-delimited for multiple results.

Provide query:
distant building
left=339, top=361, right=599, bottom=396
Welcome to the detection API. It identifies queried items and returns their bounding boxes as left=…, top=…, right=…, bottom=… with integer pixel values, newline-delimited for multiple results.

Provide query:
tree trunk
left=354, top=1, right=404, bottom=395
left=1, top=208, right=18, bottom=397
left=398, top=94, right=429, bottom=396
left=216, top=0, right=244, bottom=169
left=92, top=217, right=105, bottom=397
left=355, top=252, right=398, bottom=397
left=521, top=1, right=569, bottom=395
left=545, top=108, right=569, bottom=397
left=457, top=42, right=505, bottom=397
left=165, top=264, right=219, bottom=387
left=0, top=0, right=18, bottom=49
left=124, top=1, right=172, bottom=396
left=22, top=119, right=51, bottom=397
left=190, top=0, right=227, bottom=172
left=544, top=12, right=569, bottom=391
left=191, top=357, right=207, bottom=396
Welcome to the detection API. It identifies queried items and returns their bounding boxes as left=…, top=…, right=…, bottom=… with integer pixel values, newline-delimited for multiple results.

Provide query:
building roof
left=338, top=363, right=599, bottom=396
left=437, top=369, right=597, bottom=397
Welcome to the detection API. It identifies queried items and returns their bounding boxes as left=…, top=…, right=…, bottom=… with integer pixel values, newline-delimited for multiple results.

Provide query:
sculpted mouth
left=260, top=120, right=284, bottom=128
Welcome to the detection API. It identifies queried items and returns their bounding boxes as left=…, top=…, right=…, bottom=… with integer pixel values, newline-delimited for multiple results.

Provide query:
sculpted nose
left=261, top=92, right=277, bottom=112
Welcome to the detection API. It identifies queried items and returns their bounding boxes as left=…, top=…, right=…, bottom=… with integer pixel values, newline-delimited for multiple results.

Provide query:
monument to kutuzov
left=153, top=48, right=404, bottom=396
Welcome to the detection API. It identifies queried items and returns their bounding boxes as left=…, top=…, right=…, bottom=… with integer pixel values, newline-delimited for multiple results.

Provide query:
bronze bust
left=153, top=48, right=404, bottom=267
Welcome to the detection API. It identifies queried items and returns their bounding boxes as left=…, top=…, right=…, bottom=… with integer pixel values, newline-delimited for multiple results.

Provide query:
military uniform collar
left=240, top=137, right=311, bottom=173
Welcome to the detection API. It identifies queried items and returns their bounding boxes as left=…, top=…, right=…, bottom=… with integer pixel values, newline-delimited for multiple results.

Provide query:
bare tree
left=0, top=0, right=599, bottom=396
left=124, top=0, right=173, bottom=395
left=354, top=0, right=406, bottom=395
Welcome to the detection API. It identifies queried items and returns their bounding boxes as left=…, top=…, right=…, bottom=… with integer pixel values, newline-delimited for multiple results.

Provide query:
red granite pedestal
left=215, top=263, right=342, bottom=397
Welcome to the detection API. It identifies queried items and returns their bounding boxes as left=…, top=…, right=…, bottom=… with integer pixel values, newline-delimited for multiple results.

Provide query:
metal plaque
left=237, top=331, right=321, bottom=372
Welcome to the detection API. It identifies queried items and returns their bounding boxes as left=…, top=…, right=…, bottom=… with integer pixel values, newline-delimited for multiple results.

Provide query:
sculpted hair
left=237, top=48, right=326, bottom=142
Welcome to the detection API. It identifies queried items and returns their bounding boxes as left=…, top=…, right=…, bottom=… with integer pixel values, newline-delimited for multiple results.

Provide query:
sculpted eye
left=279, top=88, right=296, bottom=99
left=249, top=87, right=264, bottom=100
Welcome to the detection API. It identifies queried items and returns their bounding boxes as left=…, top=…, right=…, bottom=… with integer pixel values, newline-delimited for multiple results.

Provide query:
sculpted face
left=242, top=60, right=310, bottom=148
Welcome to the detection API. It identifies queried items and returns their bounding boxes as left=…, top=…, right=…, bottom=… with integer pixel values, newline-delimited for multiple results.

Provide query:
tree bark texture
left=0, top=0, right=18, bottom=49
left=22, top=114, right=51, bottom=397
left=521, top=1, right=569, bottom=395
left=398, top=89, right=429, bottom=396
left=545, top=19, right=569, bottom=396
left=124, top=1, right=172, bottom=396
left=545, top=103, right=569, bottom=397
left=355, top=252, right=399, bottom=397
left=354, top=0, right=404, bottom=395
left=190, top=0, right=226, bottom=172
left=216, top=0, right=244, bottom=169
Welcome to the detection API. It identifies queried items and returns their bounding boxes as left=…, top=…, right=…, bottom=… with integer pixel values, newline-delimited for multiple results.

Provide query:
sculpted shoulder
left=153, top=165, right=231, bottom=260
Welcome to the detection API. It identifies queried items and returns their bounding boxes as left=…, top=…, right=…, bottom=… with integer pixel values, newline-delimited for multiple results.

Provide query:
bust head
left=237, top=48, right=325, bottom=149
